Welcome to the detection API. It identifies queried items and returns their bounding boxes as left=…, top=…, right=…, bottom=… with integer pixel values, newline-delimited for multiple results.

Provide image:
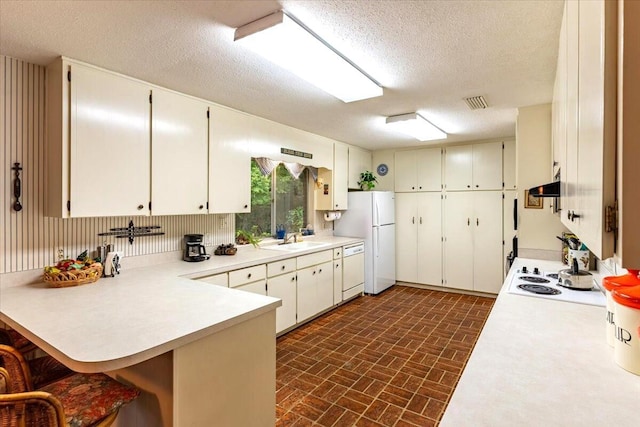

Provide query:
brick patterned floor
left=275, top=285, right=495, bottom=426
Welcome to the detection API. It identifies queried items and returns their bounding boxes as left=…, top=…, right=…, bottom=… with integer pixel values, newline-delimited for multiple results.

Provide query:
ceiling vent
left=464, top=95, right=489, bottom=110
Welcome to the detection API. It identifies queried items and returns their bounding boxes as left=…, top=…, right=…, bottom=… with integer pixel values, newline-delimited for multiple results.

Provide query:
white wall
left=516, top=104, right=568, bottom=252
left=371, top=150, right=395, bottom=191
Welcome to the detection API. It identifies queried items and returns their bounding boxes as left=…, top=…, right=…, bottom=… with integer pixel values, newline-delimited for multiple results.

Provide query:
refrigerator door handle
left=375, top=201, right=380, bottom=226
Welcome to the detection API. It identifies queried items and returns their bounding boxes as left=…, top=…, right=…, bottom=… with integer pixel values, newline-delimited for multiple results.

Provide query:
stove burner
left=520, top=276, right=551, bottom=284
left=546, top=273, right=559, bottom=280
left=518, top=284, right=562, bottom=295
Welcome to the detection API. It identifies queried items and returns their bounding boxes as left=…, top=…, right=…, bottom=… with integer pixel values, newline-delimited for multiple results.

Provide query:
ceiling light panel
left=386, top=113, right=447, bottom=142
left=235, top=11, right=383, bottom=103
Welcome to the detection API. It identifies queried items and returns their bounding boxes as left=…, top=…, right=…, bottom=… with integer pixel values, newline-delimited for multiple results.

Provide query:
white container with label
left=611, top=285, right=640, bottom=375
left=602, top=270, right=640, bottom=347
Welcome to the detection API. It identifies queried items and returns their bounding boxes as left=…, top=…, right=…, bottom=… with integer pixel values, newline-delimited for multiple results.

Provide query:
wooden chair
left=0, top=346, right=139, bottom=426
left=0, top=329, right=37, bottom=355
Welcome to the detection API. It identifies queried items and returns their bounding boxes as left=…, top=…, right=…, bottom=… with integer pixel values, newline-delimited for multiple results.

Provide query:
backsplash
left=0, top=56, right=234, bottom=274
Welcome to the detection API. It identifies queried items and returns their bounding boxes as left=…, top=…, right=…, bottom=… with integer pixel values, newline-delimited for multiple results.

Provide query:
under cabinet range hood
left=528, top=181, right=560, bottom=198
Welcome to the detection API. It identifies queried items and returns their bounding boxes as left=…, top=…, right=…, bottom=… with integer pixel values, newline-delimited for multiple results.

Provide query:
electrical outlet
left=219, top=217, right=227, bottom=228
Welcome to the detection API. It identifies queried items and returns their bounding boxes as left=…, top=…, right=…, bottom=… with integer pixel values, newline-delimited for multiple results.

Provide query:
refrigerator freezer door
left=372, top=192, right=395, bottom=226
left=371, top=224, right=396, bottom=294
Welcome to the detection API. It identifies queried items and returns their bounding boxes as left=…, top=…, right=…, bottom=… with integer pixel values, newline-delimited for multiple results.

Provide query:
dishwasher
left=342, top=243, right=365, bottom=300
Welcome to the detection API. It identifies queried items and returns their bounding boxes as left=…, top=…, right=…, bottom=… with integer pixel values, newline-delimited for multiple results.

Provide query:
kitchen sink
left=262, top=241, right=330, bottom=252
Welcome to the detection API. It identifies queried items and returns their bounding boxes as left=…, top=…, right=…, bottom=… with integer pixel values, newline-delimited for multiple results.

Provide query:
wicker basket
left=43, top=263, right=103, bottom=288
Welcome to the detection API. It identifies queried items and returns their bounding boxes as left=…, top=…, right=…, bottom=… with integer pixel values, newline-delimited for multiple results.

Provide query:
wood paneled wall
left=0, top=56, right=234, bottom=274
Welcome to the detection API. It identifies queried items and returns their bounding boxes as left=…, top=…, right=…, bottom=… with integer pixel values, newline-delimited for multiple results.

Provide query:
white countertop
left=0, top=236, right=362, bottom=373
left=440, top=257, right=639, bottom=426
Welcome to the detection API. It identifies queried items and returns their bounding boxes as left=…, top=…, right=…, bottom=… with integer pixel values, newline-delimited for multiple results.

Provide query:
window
left=236, top=159, right=309, bottom=238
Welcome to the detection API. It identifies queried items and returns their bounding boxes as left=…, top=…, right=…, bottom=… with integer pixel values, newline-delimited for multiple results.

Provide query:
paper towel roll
left=324, top=211, right=342, bottom=221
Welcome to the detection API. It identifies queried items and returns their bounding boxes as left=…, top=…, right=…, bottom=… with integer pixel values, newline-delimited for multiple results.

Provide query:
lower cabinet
left=443, top=191, right=503, bottom=293
left=297, top=261, right=333, bottom=323
left=333, top=248, right=343, bottom=305
left=267, top=272, right=297, bottom=333
left=229, top=265, right=267, bottom=295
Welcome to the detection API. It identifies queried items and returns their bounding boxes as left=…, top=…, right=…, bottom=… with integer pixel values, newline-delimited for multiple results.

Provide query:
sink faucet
left=284, top=232, right=298, bottom=244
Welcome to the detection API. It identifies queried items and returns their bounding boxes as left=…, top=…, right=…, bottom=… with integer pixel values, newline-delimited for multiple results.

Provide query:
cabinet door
left=69, top=63, right=150, bottom=217
left=417, top=193, right=442, bottom=286
left=333, top=259, right=343, bottom=305
left=472, top=142, right=503, bottom=190
left=208, top=106, right=251, bottom=213
left=268, top=272, right=297, bottom=334
left=333, top=143, right=349, bottom=209
left=395, top=193, right=418, bottom=283
left=416, top=148, right=442, bottom=192
left=473, top=192, right=504, bottom=293
left=394, top=150, right=417, bottom=192
left=444, top=145, right=473, bottom=191
left=502, top=140, right=517, bottom=190
left=503, top=190, right=517, bottom=276
left=348, top=146, right=372, bottom=189
left=235, top=279, right=267, bottom=296
left=443, top=192, right=473, bottom=290
left=316, top=261, right=334, bottom=313
left=297, top=266, right=317, bottom=323
left=151, top=89, right=209, bottom=215
left=574, top=0, right=616, bottom=260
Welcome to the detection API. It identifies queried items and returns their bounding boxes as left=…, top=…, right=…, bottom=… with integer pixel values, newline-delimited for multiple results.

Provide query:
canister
left=611, top=285, right=640, bottom=375
left=602, top=270, right=640, bottom=347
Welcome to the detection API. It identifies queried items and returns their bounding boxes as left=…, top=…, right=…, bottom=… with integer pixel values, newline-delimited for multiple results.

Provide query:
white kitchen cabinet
left=198, top=273, right=228, bottom=287
left=297, top=261, right=333, bottom=323
left=317, top=144, right=348, bottom=211
left=394, top=148, right=442, bottom=192
left=348, top=146, right=372, bottom=189
left=444, top=143, right=502, bottom=191
left=395, top=193, right=442, bottom=286
left=503, top=190, right=517, bottom=277
left=151, top=88, right=209, bottom=215
left=333, top=249, right=343, bottom=305
left=554, top=0, right=616, bottom=260
left=267, top=271, right=297, bottom=333
left=45, top=58, right=151, bottom=217
left=502, top=140, right=516, bottom=190
left=333, top=143, right=349, bottom=210
left=443, top=191, right=503, bottom=293
left=229, top=264, right=266, bottom=291
left=208, top=105, right=252, bottom=213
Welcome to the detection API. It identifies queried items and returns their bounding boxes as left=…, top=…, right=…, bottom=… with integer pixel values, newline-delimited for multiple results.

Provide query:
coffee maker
left=183, top=234, right=210, bottom=262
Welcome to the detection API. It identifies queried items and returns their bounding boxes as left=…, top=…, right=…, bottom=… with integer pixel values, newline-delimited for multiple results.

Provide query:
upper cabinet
left=502, top=140, right=516, bottom=190
left=444, top=142, right=502, bottom=191
left=151, top=88, right=209, bottom=215
left=45, top=58, right=151, bottom=218
left=208, top=105, right=252, bottom=214
left=333, top=143, right=349, bottom=209
left=553, top=0, right=616, bottom=260
left=395, top=148, right=442, bottom=192
left=348, top=146, right=372, bottom=189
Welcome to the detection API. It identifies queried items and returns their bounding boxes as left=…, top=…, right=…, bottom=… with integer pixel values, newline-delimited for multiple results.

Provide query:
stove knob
left=522, top=266, right=528, bottom=274
left=533, top=267, right=540, bottom=275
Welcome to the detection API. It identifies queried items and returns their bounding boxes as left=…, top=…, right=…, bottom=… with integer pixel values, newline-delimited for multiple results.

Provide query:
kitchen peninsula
left=0, top=236, right=361, bottom=426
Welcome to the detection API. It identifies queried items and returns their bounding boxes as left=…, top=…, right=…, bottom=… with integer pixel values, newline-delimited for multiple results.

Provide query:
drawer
left=333, top=247, right=343, bottom=259
left=297, top=250, right=333, bottom=270
left=198, top=273, right=228, bottom=287
left=228, top=265, right=266, bottom=288
left=267, top=258, right=296, bottom=277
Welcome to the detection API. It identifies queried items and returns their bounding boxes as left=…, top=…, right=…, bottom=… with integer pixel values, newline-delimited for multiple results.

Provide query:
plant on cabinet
left=358, top=171, right=378, bottom=191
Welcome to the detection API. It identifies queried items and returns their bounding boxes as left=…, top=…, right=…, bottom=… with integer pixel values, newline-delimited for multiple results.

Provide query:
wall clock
left=376, top=163, right=389, bottom=176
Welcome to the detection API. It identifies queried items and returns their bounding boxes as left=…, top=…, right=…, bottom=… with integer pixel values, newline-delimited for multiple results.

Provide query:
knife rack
left=98, top=220, right=165, bottom=244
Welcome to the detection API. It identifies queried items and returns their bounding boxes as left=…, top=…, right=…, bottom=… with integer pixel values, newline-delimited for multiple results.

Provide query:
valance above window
left=254, top=157, right=318, bottom=180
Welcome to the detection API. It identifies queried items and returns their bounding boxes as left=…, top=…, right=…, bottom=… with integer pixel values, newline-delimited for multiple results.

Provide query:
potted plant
left=358, top=171, right=378, bottom=191
left=235, top=229, right=262, bottom=248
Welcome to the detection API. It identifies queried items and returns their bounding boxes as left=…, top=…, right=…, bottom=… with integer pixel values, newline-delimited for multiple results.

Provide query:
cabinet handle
left=247, top=273, right=252, bottom=279
left=467, top=185, right=471, bottom=188
left=199, top=205, right=204, bottom=210
left=467, top=218, right=470, bottom=226
left=419, top=186, right=422, bottom=190
left=477, top=218, right=479, bottom=226
left=336, top=264, right=339, bottom=268
left=313, top=271, right=316, bottom=275
left=412, top=186, right=415, bottom=190
left=291, top=277, right=295, bottom=282
left=243, top=204, right=248, bottom=209
left=412, top=217, right=415, bottom=224
left=475, top=184, right=479, bottom=188
left=137, top=204, right=144, bottom=210
left=281, top=265, right=286, bottom=270
left=419, top=217, right=423, bottom=225
left=568, top=211, right=582, bottom=222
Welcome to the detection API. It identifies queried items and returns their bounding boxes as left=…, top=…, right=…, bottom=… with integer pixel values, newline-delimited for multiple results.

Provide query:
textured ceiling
left=0, top=0, right=564, bottom=150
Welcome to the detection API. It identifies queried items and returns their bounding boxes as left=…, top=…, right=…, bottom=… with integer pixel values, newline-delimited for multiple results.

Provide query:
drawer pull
left=312, top=271, right=316, bottom=275
left=319, top=269, right=322, bottom=273
left=247, top=273, right=252, bottom=279
left=137, top=204, right=144, bottom=210
left=291, top=277, right=295, bottom=282
left=281, top=265, right=286, bottom=270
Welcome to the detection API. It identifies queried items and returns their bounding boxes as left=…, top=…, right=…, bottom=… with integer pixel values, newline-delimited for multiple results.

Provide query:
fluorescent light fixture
left=234, top=10, right=383, bottom=103
left=385, top=113, right=447, bottom=141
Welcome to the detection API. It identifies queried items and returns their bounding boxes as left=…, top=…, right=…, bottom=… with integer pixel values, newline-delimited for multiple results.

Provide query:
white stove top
left=507, top=260, right=606, bottom=307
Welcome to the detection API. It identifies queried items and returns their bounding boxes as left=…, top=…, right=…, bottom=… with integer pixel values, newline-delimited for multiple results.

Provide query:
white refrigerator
left=334, top=191, right=396, bottom=294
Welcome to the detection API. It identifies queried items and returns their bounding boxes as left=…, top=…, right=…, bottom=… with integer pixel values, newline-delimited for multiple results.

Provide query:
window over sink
left=236, top=158, right=310, bottom=239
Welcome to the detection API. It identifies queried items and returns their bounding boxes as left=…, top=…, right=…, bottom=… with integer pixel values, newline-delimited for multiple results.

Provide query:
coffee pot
left=183, top=234, right=210, bottom=262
